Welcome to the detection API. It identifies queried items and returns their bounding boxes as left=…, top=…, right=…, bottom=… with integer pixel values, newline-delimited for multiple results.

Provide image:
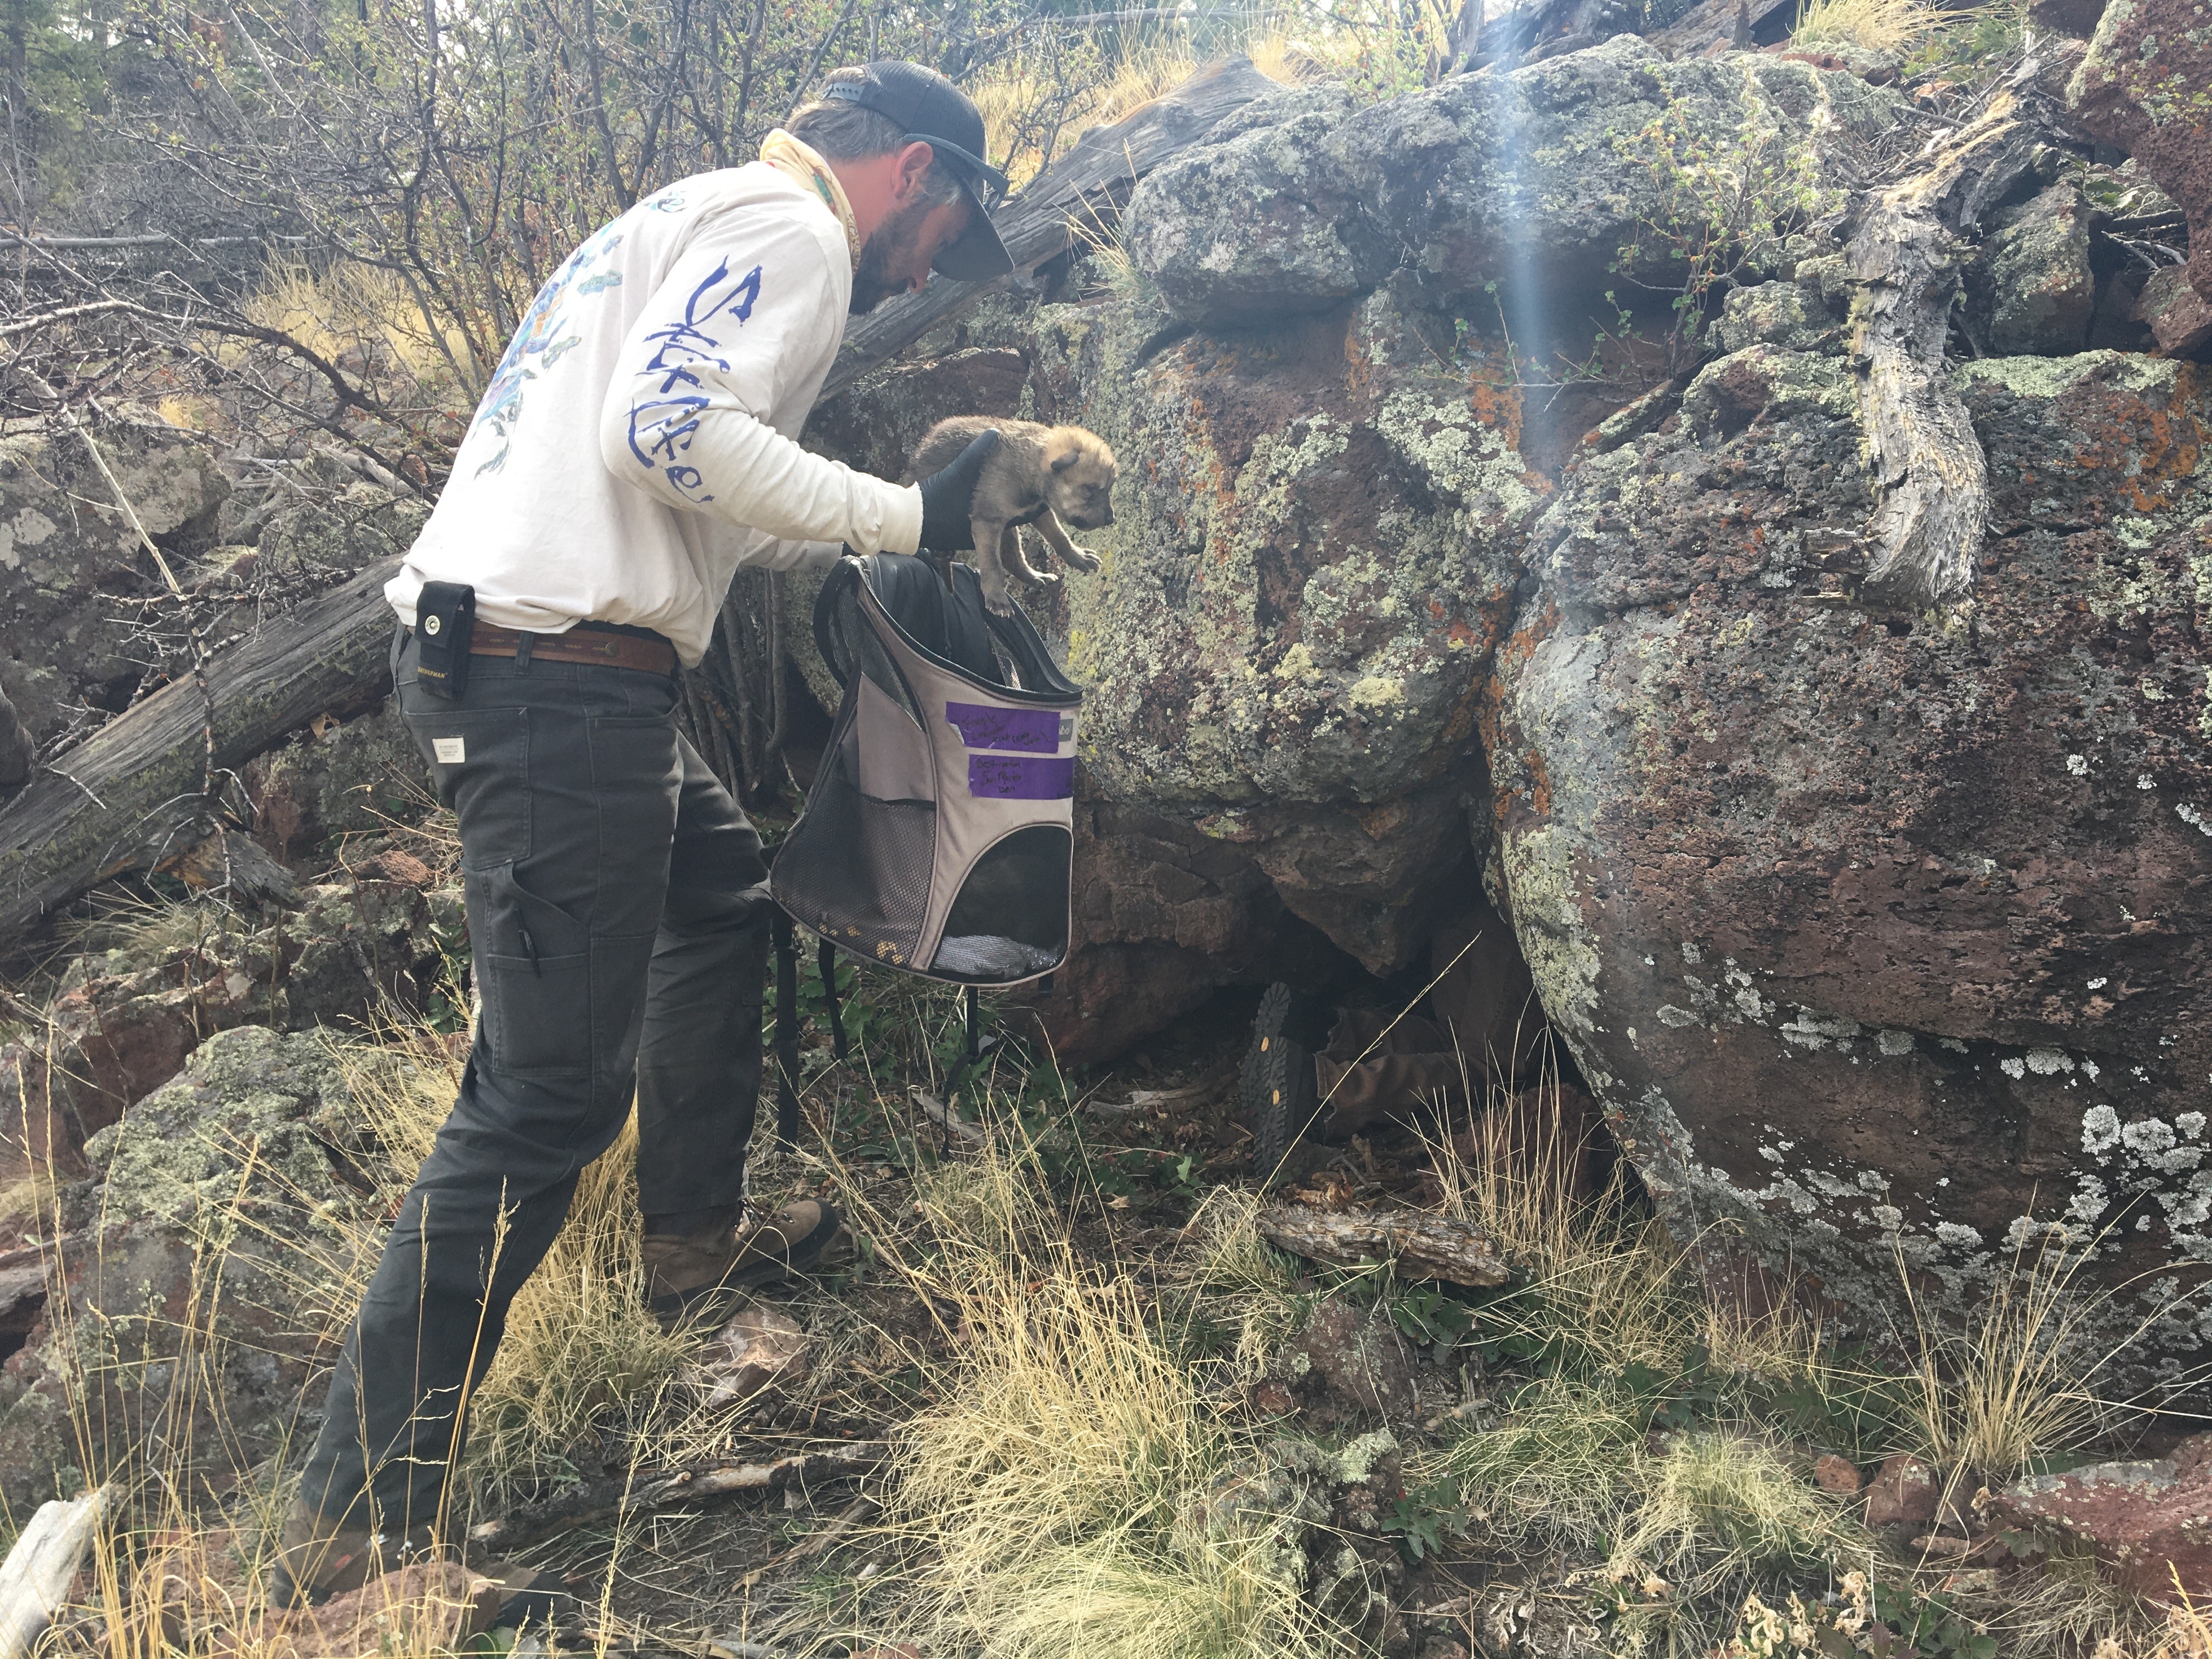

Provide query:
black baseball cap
left=823, top=61, right=1015, bottom=283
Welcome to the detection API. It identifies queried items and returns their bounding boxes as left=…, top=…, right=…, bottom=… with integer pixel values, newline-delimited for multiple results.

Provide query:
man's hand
left=917, top=428, right=1002, bottom=551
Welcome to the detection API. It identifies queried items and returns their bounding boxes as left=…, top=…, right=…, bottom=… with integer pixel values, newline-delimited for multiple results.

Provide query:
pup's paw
left=1060, top=545, right=1102, bottom=572
left=1022, top=566, right=1062, bottom=587
left=982, top=579, right=1017, bottom=617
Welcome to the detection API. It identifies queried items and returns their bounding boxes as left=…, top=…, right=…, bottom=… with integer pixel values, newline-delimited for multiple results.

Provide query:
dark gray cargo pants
left=295, top=626, right=769, bottom=1536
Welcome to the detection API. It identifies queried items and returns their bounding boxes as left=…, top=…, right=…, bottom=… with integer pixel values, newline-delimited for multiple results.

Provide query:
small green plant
left=1872, top=1579, right=2000, bottom=1658
left=1387, top=1478, right=1470, bottom=1564
left=1610, top=74, right=1846, bottom=373
left=1390, top=1285, right=1478, bottom=1366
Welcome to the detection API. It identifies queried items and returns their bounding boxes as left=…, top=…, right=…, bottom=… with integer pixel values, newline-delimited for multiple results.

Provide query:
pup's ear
left=1050, top=445, right=1080, bottom=472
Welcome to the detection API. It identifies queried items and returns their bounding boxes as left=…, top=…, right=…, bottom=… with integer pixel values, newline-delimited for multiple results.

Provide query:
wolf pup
left=904, top=416, right=1116, bottom=614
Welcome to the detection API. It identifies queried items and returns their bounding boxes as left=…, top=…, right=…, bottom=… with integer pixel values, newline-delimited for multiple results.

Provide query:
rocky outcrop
left=239, top=701, right=433, bottom=859
left=1032, top=798, right=1334, bottom=1063
left=1053, top=286, right=1528, bottom=975
left=1489, top=344, right=2211, bottom=1376
left=1989, top=1434, right=2212, bottom=1603
left=0, top=413, right=426, bottom=763
left=2135, top=267, right=2212, bottom=356
left=2069, top=0, right=2212, bottom=307
left=0, top=1025, right=404, bottom=1510
left=1965, top=180, right=2096, bottom=354
left=1125, top=40, right=1905, bottom=331
left=936, top=42, right=2207, bottom=1369
left=0, top=876, right=445, bottom=1210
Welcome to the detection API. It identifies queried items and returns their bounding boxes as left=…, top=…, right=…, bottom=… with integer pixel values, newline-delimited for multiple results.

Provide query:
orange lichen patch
left=1429, top=607, right=1515, bottom=757
left=2063, top=367, right=2206, bottom=512
left=1465, top=365, right=1555, bottom=499
left=1342, top=322, right=1380, bottom=405
left=1474, top=597, right=1562, bottom=811
left=1523, top=747, right=1553, bottom=816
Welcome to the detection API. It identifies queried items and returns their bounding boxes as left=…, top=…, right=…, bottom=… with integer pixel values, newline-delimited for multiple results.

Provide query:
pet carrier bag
left=766, top=552, right=1082, bottom=1140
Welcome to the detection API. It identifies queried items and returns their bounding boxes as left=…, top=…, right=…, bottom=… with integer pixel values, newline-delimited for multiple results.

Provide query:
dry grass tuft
left=1619, top=1430, right=1861, bottom=1588
left=856, top=1147, right=1336, bottom=1659
left=1896, top=1226, right=2126, bottom=1485
left=245, top=260, right=473, bottom=399
left=1790, top=0, right=1948, bottom=53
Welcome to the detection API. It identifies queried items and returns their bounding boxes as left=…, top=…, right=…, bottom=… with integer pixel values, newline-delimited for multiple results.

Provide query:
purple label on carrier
left=968, top=754, right=1075, bottom=799
left=944, top=701, right=1063, bottom=753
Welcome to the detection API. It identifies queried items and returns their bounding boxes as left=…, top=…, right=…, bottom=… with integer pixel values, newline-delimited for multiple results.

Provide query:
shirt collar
left=759, top=128, right=862, bottom=273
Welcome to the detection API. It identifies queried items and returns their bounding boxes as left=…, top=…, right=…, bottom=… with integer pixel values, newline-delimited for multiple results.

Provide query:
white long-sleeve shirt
left=385, top=162, right=921, bottom=667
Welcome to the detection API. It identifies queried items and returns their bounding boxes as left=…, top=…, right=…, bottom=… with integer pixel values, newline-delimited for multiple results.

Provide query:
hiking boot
left=269, top=1500, right=436, bottom=1607
left=644, top=1199, right=845, bottom=1332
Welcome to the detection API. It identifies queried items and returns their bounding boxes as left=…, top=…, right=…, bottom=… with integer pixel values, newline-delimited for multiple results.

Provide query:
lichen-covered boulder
left=239, top=701, right=436, bottom=858
left=1988, top=1434, right=2212, bottom=1604
left=0, top=879, right=444, bottom=1215
left=0, top=1025, right=405, bottom=1509
left=1121, top=83, right=1387, bottom=330
left=1125, top=39, right=1904, bottom=330
left=1965, top=179, right=2096, bottom=354
left=1489, top=343, right=2212, bottom=1378
left=2134, top=267, right=2212, bottom=356
left=2070, top=0, right=2212, bottom=307
left=1062, top=288, right=1541, bottom=970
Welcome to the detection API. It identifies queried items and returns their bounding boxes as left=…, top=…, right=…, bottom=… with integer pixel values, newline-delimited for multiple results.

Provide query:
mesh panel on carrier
left=769, top=555, right=1083, bottom=988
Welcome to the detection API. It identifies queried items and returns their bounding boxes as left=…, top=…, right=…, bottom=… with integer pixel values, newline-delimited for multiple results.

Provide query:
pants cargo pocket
left=472, top=861, right=592, bottom=1077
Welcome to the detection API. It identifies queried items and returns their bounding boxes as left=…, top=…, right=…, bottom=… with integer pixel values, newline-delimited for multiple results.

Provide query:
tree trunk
left=1846, top=69, right=2053, bottom=608
left=0, top=1487, right=108, bottom=1659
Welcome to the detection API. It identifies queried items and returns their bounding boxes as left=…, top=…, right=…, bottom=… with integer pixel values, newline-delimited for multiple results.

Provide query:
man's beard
left=849, top=195, right=938, bottom=315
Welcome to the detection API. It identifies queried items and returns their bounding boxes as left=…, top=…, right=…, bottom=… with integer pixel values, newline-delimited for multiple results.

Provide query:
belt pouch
left=413, top=581, right=476, bottom=699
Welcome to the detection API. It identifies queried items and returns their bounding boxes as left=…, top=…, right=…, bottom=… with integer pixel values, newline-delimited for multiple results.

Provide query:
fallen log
left=466, top=1442, right=886, bottom=1552
left=1257, top=1201, right=1511, bottom=1287
left=819, top=55, right=1279, bottom=403
left=0, top=557, right=401, bottom=949
left=0, top=1486, right=108, bottom=1659
left=0, top=63, right=1276, bottom=953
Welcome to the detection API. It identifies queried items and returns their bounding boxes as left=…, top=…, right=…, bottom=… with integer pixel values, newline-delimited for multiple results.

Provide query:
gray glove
left=916, top=428, right=1002, bottom=551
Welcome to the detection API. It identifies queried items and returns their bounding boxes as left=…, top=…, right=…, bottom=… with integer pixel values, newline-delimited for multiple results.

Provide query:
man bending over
left=278, top=61, right=1012, bottom=1604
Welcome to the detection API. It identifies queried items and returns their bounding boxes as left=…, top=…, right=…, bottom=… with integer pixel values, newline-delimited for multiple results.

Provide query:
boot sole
left=1245, top=984, right=1322, bottom=1185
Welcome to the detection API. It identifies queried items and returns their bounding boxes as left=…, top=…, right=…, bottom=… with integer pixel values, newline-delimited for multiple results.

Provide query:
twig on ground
left=467, top=1444, right=887, bottom=1551
left=909, top=1086, right=986, bottom=1146
left=1086, top=1067, right=1234, bottom=1118
left=1259, top=1200, right=1511, bottom=1286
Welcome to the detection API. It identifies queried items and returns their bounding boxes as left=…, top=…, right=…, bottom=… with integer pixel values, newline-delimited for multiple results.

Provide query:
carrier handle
left=772, top=911, right=802, bottom=1148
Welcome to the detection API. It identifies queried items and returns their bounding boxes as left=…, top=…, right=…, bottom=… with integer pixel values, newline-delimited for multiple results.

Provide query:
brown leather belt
left=469, top=621, right=676, bottom=675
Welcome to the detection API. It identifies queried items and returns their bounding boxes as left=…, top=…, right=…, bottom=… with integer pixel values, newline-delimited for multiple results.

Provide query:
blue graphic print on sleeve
left=620, top=259, right=764, bottom=503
